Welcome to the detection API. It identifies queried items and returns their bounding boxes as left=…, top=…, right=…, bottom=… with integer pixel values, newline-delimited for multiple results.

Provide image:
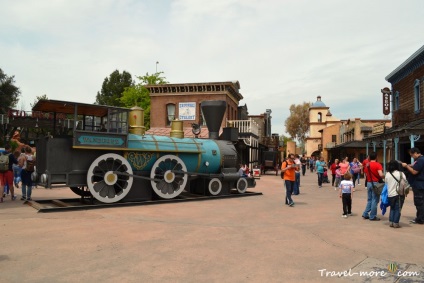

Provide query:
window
left=332, top=135, right=336, bottom=142
left=394, top=91, right=399, bottom=111
left=166, top=104, right=176, bottom=126
left=199, top=104, right=206, bottom=126
left=414, top=79, right=420, bottom=113
left=317, top=112, right=322, bottom=123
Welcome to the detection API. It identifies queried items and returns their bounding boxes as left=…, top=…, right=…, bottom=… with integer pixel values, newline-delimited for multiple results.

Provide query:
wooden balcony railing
left=227, top=119, right=259, bottom=136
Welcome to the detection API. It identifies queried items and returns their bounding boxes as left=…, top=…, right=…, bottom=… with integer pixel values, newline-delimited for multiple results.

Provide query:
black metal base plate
left=25, top=191, right=263, bottom=213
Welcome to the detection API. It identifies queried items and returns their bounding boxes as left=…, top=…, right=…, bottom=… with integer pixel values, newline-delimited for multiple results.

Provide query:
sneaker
left=21, top=197, right=26, bottom=200
left=369, top=217, right=381, bottom=221
left=410, top=220, right=424, bottom=224
left=342, top=214, right=347, bottom=218
left=27, top=198, right=32, bottom=201
left=357, top=183, right=361, bottom=185
left=393, top=223, right=401, bottom=228
left=348, top=213, right=353, bottom=216
left=389, top=222, right=394, bottom=227
left=319, top=186, right=322, bottom=188
left=362, top=215, right=369, bottom=220
left=289, top=202, right=295, bottom=207
left=11, top=195, right=17, bottom=201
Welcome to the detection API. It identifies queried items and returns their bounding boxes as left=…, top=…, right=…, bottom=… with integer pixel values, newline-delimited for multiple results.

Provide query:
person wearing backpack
left=21, top=146, right=36, bottom=201
left=385, top=160, right=408, bottom=228
left=0, top=143, right=19, bottom=203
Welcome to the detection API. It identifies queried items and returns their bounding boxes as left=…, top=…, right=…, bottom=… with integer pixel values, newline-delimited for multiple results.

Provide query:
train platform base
left=25, top=190, right=263, bottom=212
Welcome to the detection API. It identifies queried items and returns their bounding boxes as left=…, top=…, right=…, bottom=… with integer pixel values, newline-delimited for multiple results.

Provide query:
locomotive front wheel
left=87, top=153, right=133, bottom=203
left=208, top=178, right=222, bottom=196
left=236, top=178, right=248, bottom=194
left=150, top=155, right=188, bottom=199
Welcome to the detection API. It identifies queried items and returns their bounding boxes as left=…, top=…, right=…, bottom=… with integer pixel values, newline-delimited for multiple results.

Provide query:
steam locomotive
left=32, top=99, right=256, bottom=203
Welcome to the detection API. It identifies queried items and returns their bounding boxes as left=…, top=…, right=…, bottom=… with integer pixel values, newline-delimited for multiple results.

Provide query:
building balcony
left=228, top=119, right=259, bottom=138
left=326, top=142, right=336, bottom=148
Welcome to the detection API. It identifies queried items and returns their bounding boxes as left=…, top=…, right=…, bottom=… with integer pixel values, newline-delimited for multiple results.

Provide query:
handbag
left=372, top=182, right=385, bottom=195
left=351, top=162, right=361, bottom=174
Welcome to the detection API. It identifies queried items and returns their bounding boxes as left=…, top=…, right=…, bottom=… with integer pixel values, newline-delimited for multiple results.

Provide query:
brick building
left=145, top=81, right=263, bottom=169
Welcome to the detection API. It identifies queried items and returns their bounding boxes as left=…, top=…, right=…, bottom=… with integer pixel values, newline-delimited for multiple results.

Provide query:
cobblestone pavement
left=0, top=171, right=423, bottom=282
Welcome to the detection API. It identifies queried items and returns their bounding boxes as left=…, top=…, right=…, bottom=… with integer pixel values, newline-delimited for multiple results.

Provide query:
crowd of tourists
left=280, top=148, right=424, bottom=228
left=0, top=143, right=36, bottom=203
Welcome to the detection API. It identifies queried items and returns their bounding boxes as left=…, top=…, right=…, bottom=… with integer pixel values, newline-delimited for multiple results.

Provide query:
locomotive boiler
left=33, top=99, right=255, bottom=203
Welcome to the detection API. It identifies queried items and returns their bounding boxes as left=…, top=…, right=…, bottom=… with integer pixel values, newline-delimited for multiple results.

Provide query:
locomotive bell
left=201, top=100, right=227, bottom=139
left=129, top=106, right=146, bottom=135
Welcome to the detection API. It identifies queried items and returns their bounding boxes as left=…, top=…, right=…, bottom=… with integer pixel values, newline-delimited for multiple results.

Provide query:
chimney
left=201, top=100, right=227, bottom=139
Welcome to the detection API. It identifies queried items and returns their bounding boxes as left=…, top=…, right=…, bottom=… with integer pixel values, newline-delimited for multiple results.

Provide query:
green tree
left=95, top=70, right=133, bottom=106
left=284, top=102, right=311, bottom=150
left=0, top=68, right=20, bottom=114
left=120, top=72, right=168, bottom=129
left=30, top=94, right=49, bottom=109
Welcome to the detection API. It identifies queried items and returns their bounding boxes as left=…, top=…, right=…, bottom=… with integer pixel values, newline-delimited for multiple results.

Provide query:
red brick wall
left=150, top=93, right=239, bottom=129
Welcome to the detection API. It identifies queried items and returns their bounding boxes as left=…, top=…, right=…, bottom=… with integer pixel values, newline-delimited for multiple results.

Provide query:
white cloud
left=1, top=0, right=424, bottom=136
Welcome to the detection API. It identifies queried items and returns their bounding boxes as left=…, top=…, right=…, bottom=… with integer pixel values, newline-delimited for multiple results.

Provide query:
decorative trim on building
left=146, top=81, right=243, bottom=103
left=385, top=45, right=424, bottom=84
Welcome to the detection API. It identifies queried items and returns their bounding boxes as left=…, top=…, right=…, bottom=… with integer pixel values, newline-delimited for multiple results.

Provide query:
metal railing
left=326, top=142, right=336, bottom=148
left=227, top=119, right=259, bottom=136
left=0, top=114, right=9, bottom=125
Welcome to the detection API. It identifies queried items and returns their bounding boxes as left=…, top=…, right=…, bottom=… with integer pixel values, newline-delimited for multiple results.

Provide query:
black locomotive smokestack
left=201, top=100, right=227, bottom=139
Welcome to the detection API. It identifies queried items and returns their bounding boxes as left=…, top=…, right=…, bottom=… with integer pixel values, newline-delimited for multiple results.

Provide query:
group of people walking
left=0, top=143, right=36, bottom=203
left=280, top=148, right=424, bottom=228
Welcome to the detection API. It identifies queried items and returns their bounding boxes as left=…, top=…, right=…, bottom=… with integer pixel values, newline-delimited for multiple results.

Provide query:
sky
left=1, top=0, right=424, bottom=136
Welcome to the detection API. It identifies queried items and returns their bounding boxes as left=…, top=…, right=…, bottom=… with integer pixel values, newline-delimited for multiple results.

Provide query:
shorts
left=0, top=170, right=14, bottom=188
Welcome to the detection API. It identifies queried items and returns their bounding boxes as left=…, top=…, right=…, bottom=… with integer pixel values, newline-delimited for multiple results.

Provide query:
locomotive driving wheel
left=86, top=153, right=133, bottom=203
left=236, top=178, right=248, bottom=194
left=150, top=155, right=188, bottom=199
left=208, top=178, right=222, bottom=196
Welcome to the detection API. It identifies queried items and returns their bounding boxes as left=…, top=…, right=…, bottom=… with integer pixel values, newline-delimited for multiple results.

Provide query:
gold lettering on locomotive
left=127, top=152, right=154, bottom=170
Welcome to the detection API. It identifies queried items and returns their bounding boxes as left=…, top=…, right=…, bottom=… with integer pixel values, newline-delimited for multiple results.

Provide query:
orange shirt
left=282, top=159, right=297, bottom=181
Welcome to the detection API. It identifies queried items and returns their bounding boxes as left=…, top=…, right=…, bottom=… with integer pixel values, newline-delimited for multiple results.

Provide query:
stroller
left=322, top=169, right=330, bottom=183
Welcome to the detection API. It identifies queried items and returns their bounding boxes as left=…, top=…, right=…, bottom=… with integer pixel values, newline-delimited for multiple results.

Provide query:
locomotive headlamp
left=204, top=161, right=209, bottom=167
left=191, top=123, right=201, bottom=137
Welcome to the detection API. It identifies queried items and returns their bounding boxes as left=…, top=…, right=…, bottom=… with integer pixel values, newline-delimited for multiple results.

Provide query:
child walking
left=334, top=166, right=342, bottom=190
left=339, top=172, right=354, bottom=218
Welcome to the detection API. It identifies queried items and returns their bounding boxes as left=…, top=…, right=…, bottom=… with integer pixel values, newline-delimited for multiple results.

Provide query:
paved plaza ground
left=1, top=170, right=423, bottom=282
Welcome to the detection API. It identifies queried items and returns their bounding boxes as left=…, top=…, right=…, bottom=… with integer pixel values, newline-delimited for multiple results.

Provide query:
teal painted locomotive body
left=126, top=134, right=226, bottom=174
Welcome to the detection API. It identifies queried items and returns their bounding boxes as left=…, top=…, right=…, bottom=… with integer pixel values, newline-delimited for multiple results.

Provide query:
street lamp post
left=156, top=61, right=159, bottom=73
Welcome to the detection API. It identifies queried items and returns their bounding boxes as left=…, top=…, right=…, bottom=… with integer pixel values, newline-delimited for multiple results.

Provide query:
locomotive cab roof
left=32, top=99, right=132, bottom=144
left=32, top=99, right=131, bottom=117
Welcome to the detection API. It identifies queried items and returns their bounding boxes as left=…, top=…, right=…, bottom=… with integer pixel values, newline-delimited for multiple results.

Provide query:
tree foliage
left=120, top=72, right=168, bottom=129
left=95, top=70, right=133, bottom=106
left=30, top=94, right=49, bottom=109
left=0, top=68, right=21, bottom=114
left=284, top=102, right=311, bottom=146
